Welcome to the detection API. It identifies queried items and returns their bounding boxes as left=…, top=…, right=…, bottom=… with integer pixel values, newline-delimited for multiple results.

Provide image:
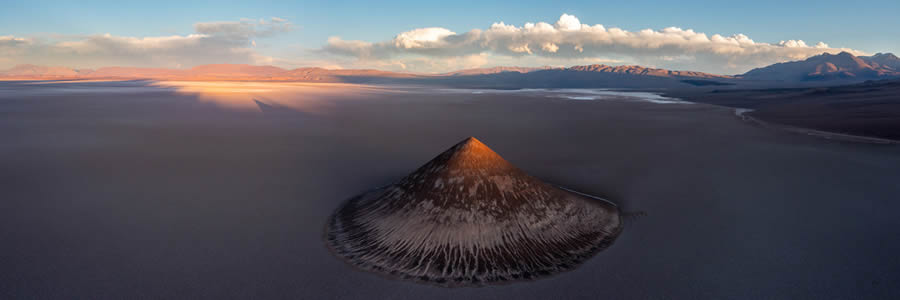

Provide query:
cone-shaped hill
left=325, top=137, right=623, bottom=286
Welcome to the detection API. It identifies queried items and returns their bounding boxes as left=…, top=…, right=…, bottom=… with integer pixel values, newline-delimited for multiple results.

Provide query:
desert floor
left=2, top=81, right=899, bottom=299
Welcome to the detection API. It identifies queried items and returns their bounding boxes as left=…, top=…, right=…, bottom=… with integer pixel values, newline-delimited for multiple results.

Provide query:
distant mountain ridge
left=3, top=52, right=898, bottom=87
left=2, top=64, right=90, bottom=77
left=410, top=64, right=737, bottom=89
left=440, top=66, right=553, bottom=76
left=567, top=64, right=728, bottom=79
left=1, top=63, right=726, bottom=80
left=0, top=63, right=417, bottom=82
left=0, top=63, right=734, bottom=88
left=741, top=52, right=900, bottom=82
left=87, top=64, right=292, bottom=79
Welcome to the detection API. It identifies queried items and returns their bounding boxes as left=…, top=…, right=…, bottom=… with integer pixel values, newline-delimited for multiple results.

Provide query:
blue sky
left=2, top=0, right=899, bottom=73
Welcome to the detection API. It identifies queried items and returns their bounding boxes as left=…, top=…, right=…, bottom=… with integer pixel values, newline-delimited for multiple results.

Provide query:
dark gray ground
left=666, top=79, right=900, bottom=141
left=2, top=81, right=899, bottom=299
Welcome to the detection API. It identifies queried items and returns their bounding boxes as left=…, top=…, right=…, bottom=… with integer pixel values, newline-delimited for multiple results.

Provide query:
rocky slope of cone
left=325, top=137, right=622, bottom=286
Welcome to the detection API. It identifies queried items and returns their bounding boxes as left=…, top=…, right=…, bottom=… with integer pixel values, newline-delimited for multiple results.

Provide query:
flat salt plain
left=1, top=80, right=899, bottom=299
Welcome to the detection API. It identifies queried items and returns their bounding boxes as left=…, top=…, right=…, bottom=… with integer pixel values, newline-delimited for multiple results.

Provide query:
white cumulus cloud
left=322, top=14, right=864, bottom=74
left=0, top=17, right=293, bottom=69
left=194, top=17, right=294, bottom=40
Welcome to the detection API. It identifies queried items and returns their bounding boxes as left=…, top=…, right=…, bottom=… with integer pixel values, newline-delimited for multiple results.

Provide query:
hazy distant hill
left=440, top=66, right=553, bottom=76
left=87, top=67, right=187, bottom=78
left=741, top=52, right=900, bottom=82
left=0, top=64, right=87, bottom=77
left=274, top=68, right=417, bottom=82
left=186, top=64, right=287, bottom=78
left=89, top=64, right=288, bottom=79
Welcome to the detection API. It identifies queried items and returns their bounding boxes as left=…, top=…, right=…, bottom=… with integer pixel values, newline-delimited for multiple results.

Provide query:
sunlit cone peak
left=325, top=137, right=623, bottom=287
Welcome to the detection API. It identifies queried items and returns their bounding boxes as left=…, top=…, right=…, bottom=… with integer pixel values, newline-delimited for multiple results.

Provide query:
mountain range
left=2, top=52, right=899, bottom=88
left=741, top=52, right=900, bottom=82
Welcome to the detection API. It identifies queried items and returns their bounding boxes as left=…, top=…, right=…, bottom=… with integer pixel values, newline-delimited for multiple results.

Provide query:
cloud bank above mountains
left=0, top=17, right=293, bottom=69
left=0, top=14, right=867, bottom=74
left=323, top=14, right=863, bottom=74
